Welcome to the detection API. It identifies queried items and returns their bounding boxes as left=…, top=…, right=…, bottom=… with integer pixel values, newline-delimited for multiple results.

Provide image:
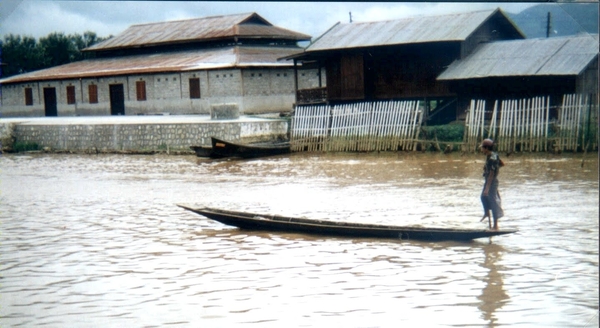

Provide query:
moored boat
left=190, top=145, right=220, bottom=158
left=210, top=137, right=290, bottom=158
left=178, top=205, right=518, bottom=241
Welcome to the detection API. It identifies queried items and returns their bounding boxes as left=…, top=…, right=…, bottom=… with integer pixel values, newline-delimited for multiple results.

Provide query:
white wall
left=0, top=67, right=324, bottom=117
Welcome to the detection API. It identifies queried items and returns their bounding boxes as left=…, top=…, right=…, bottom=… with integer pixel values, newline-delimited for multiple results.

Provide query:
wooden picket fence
left=291, top=100, right=423, bottom=152
left=556, top=94, right=598, bottom=152
left=464, top=94, right=597, bottom=153
left=290, top=94, right=596, bottom=154
left=463, top=99, right=488, bottom=152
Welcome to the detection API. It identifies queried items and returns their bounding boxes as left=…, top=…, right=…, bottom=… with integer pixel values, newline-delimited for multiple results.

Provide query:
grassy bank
left=419, top=124, right=465, bottom=152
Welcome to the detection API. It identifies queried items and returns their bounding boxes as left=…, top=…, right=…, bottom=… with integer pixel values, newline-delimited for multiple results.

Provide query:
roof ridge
left=338, top=8, right=497, bottom=26
left=84, top=12, right=310, bottom=52
left=128, top=12, right=257, bottom=28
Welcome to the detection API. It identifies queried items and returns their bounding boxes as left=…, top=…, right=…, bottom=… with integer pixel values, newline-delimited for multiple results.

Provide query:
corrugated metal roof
left=85, top=12, right=311, bottom=52
left=437, top=34, right=599, bottom=80
left=305, top=8, right=515, bottom=52
left=0, top=46, right=303, bottom=84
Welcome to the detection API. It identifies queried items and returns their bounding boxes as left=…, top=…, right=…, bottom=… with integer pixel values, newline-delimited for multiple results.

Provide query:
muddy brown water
left=1, top=151, right=598, bottom=327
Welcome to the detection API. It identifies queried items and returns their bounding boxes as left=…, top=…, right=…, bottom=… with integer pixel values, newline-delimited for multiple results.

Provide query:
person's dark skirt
left=481, top=178, right=504, bottom=220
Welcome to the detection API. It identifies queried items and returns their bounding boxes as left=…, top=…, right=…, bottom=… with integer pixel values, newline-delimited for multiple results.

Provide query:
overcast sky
left=0, top=1, right=539, bottom=40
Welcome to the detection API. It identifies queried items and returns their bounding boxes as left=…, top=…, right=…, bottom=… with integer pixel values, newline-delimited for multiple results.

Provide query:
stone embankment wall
left=2, top=117, right=288, bottom=153
left=0, top=122, right=16, bottom=150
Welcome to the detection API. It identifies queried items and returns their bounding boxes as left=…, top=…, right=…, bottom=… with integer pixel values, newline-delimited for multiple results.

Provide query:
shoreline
left=1, top=115, right=597, bottom=155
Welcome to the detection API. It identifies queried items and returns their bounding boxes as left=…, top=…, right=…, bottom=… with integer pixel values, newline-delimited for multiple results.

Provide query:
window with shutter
left=25, top=88, right=33, bottom=106
left=136, top=81, right=146, bottom=101
left=88, top=84, right=98, bottom=103
left=67, top=86, right=76, bottom=104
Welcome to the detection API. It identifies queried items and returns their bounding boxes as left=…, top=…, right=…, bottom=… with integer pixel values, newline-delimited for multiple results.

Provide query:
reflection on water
left=0, top=152, right=597, bottom=327
left=478, top=243, right=508, bottom=327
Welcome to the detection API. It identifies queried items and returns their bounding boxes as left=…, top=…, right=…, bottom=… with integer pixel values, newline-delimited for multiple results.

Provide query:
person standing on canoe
left=480, top=138, right=504, bottom=230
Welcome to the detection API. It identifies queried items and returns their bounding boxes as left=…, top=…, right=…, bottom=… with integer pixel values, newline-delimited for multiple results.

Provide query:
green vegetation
left=420, top=124, right=465, bottom=143
left=1, top=32, right=111, bottom=78
left=13, top=141, right=40, bottom=152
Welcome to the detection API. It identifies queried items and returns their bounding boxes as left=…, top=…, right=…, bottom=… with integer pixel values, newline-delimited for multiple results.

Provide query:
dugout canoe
left=190, top=145, right=222, bottom=158
left=210, top=137, right=290, bottom=158
left=177, top=205, right=517, bottom=241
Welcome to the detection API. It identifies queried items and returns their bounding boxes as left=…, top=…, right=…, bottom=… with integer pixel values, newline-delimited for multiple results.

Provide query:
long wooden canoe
left=210, top=137, right=290, bottom=158
left=190, top=145, right=223, bottom=158
left=178, top=205, right=517, bottom=241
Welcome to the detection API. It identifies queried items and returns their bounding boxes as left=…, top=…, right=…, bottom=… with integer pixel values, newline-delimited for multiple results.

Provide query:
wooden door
left=43, top=87, right=57, bottom=117
left=109, top=84, right=125, bottom=115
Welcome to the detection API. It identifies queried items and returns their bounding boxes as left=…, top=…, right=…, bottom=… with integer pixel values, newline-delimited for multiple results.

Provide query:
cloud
left=0, top=1, right=128, bottom=38
left=0, top=1, right=538, bottom=40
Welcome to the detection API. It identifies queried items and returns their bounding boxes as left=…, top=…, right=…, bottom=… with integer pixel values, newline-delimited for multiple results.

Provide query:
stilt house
left=286, top=9, right=525, bottom=124
left=437, top=33, right=599, bottom=118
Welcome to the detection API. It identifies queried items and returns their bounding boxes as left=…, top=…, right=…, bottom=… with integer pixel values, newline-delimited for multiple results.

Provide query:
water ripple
left=0, top=152, right=597, bottom=327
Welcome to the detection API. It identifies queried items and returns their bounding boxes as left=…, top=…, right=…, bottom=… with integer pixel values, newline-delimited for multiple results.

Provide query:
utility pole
left=546, top=12, right=552, bottom=38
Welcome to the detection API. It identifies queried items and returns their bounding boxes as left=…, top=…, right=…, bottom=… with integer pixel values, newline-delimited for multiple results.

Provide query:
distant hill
left=507, top=3, right=598, bottom=38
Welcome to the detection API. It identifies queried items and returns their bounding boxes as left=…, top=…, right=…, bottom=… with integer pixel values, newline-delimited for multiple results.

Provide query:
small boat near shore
left=190, top=137, right=290, bottom=159
left=190, top=145, right=221, bottom=158
left=178, top=205, right=518, bottom=241
left=211, top=137, right=290, bottom=158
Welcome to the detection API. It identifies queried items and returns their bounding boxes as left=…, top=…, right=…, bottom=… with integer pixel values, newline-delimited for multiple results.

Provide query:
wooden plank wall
left=291, top=100, right=423, bottom=152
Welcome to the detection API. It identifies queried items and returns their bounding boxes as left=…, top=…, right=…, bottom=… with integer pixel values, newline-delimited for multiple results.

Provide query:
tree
left=72, top=31, right=110, bottom=60
left=39, top=32, right=79, bottom=67
left=0, top=34, right=45, bottom=77
left=1, top=31, right=110, bottom=78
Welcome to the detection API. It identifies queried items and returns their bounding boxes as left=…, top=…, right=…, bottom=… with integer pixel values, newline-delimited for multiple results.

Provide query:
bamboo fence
left=292, top=94, right=596, bottom=153
left=495, top=96, right=550, bottom=152
left=463, top=99, right=487, bottom=152
left=291, top=100, right=422, bottom=152
left=556, top=94, right=598, bottom=152
left=290, top=104, right=330, bottom=152
left=463, top=94, right=597, bottom=153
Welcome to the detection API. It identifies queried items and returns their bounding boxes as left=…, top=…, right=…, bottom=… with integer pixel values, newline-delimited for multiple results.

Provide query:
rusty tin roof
left=304, top=8, right=523, bottom=52
left=438, top=34, right=599, bottom=80
left=0, top=46, right=304, bottom=84
left=85, top=12, right=311, bottom=52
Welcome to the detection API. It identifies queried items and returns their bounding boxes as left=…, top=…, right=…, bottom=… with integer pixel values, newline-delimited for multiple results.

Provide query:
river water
left=1, top=151, right=598, bottom=327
